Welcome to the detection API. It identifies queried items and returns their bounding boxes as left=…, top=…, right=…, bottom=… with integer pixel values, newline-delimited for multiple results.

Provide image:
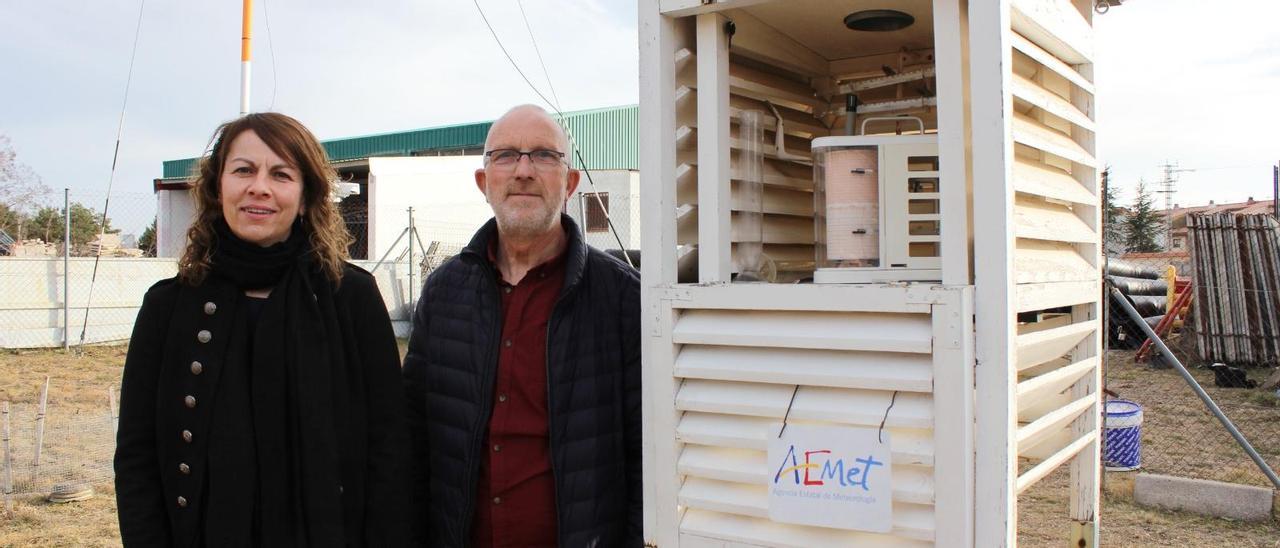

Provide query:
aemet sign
left=767, top=425, right=893, bottom=532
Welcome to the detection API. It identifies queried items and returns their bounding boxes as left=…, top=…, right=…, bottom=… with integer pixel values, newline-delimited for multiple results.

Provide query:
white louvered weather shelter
left=639, top=1, right=1103, bottom=546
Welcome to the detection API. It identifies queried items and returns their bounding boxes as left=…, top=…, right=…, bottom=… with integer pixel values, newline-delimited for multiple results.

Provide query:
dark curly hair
left=177, top=112, right=351, bottom=286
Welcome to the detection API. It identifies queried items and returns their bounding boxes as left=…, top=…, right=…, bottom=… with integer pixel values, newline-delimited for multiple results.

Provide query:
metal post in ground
left=108, top=386, right=119, bottom=437
left=1272, top=163, right=1278, bottom=220
left=407, top=207, right=415, bottom=311
left=2, top=401, right=12, bottom=511
left=63, top=188, right=70, bottom=350
left=32, top=376, right=49, bottom=487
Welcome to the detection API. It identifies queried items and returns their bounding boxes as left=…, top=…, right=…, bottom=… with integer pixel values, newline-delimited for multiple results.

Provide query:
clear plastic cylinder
left=814, top=144, right=880, bottom=269
left=736, top=110, right=769, bottom=282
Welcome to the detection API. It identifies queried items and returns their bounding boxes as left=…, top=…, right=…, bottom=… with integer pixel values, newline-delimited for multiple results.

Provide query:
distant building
left=1158, top=197, right=1276, bottom=252
left=152, top=105, right=639, bottom=259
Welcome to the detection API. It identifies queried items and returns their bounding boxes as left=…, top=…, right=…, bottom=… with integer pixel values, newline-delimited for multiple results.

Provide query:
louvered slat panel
left=730, top=185, right=813, bottom=217
left=1015, top=356, right=1097, bottom=402
left=676, top=126, right=812, bottom=163
left=1013, top=195, right=1096, bottom=243
left=676, top=150, right=814, bottom=190
left=676, top=207, right=814, bottom=245
left=673, top=309, right=933, bottom=353
left=676, top=412, right=935, bottom=466
left=1017, top=426, right=1074, bottom=462
left=1011, top=33, right=1094, bottom=94
left=1016, top=393, right=1095, bottom=454
left=675, top=345, right=933, bottom=392
left=1012, top=157, right=1095, bottom=205
left=1017, top=430, right=1099, bottom=493
left=1017, top=391, right=1071, bottom=423
left=676, top=380, right=933, bottom=429
left=1010, top=73, right=1094, bottom=131
left=677, top=85, right=829, bottom=139
left=681, top=509, right=933, bottom=548
left=679, top=478, right=936, bottom=541
left=1010, top=0, right=1094, bottom=64
left=1012, top=113, right=1097, bottom=167
left=677, top=445, right=935, bottom=505
left=1015, top=281, right=1098, bottom=313
left=1015, top=239, right=1097, bottom=284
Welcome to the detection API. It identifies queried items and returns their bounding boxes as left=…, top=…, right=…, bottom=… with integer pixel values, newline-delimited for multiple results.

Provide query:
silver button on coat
left=203, top=302, right=217, bottom=315
left=181, top=430, right=193, bottom=443
left=197, top=330, right=211, bottom=343
left=177, top=496, right=188, bottom=508
left=184, top=395, right=197, bottom=408
left=178, top=463, right=190, bottom=474
left=190, top=361, right=203, bottom=375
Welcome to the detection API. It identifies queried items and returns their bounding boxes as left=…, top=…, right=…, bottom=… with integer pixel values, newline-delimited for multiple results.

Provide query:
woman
left=114, top=112, right=408, bottom=547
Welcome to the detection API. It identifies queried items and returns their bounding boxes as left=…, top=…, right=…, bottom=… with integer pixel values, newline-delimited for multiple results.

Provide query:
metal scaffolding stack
left=1187, top=213, right=1280, bottom=366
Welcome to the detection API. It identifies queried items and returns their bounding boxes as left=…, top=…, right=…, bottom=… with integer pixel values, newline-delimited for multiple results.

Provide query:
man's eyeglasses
left=484, top=149, right=567, bottom=170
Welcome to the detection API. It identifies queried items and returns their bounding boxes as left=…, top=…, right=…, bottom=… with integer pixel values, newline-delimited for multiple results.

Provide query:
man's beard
left=493, top=198, right=562, bottom=238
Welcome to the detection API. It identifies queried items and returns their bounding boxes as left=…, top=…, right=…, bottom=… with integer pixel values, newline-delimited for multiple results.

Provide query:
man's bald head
left=484, top=104, right=571, bottom=156
left=475, top=104, right=580, bottom=240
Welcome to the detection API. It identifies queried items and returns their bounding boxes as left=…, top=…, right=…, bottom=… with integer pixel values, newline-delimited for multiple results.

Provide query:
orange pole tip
left=241, top=0, right=253, bottom=61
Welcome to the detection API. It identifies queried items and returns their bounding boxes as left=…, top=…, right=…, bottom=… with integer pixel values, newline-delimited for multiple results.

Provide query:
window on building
left=583, top=192, right=610, bottom=232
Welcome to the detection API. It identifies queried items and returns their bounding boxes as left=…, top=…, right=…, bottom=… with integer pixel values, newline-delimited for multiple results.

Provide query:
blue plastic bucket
left=1103, top=399, right=1143, bottom=471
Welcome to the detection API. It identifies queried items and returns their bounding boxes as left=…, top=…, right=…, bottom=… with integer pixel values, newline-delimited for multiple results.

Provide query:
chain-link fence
left=0, top=190, right=169, bottom=350
left=571, top=189, right=641, bottom=267
left=0, top=347, right=123, bottom=501
left=1103, top=212, right=1280, bottom=489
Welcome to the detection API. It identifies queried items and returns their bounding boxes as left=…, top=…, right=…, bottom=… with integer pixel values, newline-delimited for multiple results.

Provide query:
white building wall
left=0, top=257, right=426, bottom=348
left=367, top=157, right=494, bottom=261
left=155, top=189, right=195, bottom=258
left=566, top=170, right=640, bottom=250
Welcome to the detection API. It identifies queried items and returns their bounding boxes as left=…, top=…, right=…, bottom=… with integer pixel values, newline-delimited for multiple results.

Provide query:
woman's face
left=219, top=130, right=305, bottom=247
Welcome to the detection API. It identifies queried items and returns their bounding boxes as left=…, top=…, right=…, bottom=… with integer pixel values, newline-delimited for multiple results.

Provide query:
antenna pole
left=240, top=0, right=252, bottom=116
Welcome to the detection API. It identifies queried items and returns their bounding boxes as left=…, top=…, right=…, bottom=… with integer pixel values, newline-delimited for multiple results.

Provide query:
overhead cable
left=471, top=0, right=633, bottom=266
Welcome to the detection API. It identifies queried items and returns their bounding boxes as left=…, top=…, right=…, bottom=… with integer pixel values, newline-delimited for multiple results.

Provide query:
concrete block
left=1133, top=473, right=1274, bottom=522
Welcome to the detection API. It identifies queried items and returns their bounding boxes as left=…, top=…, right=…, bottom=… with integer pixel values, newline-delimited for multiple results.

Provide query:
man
left=403, top=105, right=642, bottom=547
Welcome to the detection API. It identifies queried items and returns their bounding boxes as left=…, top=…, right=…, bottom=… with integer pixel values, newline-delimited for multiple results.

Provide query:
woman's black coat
left=114, top=264, right=408, bottom=547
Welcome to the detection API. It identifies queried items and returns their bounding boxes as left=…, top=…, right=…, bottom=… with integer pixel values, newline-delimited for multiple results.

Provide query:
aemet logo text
left=772, top=444, right=885, bottom=490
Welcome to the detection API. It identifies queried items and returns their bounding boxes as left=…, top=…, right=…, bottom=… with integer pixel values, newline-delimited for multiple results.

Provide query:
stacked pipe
left=1106, top=259, right=1168, bottom=349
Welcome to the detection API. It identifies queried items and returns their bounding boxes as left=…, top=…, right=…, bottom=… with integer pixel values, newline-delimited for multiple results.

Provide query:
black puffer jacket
left=403, top=215, right=642, bottom=547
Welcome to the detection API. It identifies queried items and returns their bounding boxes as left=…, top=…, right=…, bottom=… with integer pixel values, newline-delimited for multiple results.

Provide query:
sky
left=1, top=0, right=1277, bottom=237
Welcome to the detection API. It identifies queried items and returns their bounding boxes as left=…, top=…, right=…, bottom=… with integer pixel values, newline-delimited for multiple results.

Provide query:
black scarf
left=209, top=219, right=346, bottom=547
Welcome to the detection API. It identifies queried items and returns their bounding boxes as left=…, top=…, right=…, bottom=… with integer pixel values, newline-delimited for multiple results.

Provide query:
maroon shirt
left=471, top=247, right=566, bottom=548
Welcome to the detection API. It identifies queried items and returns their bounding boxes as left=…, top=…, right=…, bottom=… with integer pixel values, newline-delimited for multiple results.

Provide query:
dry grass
left=2, top=485, right=121, bottom=547
left=1105, top=349, right=1280, bottom=487
left=1019, top=468, right=1280, bottom=547
left=1, top=345, right=126, bottom=546
left=1017, top=348, right=1280, bottom=546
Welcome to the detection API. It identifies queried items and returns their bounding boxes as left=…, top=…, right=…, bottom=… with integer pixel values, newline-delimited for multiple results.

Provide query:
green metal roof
left=161, top=104, right=638, bottom=179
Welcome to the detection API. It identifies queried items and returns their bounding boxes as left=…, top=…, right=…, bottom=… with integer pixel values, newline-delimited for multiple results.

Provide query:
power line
left=470, top=0, right=633, bottom=265
left=263, top=0, right=279, bottom=110
left=515, top=0, right=562, bottom=110
left=471, top=0, right=558, bottom=110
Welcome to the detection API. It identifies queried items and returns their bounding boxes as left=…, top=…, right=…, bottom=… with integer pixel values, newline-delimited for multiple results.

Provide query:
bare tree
left=0, top=134, right=52, bottom=240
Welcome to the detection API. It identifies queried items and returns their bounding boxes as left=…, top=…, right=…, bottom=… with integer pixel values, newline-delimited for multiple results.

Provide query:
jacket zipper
left=545, top=290, right=569, bottom=548
left=462, top=264, right=503, bottom=546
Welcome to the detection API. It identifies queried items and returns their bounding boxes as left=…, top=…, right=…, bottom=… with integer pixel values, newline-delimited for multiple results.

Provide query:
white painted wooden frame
left=968, top=0, right=1019, bottom=546
left=644, top=283, right=975, bottom=546
left=642, top=1, right=1101, bottom=545
left=933, top=0, right=973, bottom=286
left=696, top=13, right=732, bottom=282
left=639, top=1, right=683, bottom=545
